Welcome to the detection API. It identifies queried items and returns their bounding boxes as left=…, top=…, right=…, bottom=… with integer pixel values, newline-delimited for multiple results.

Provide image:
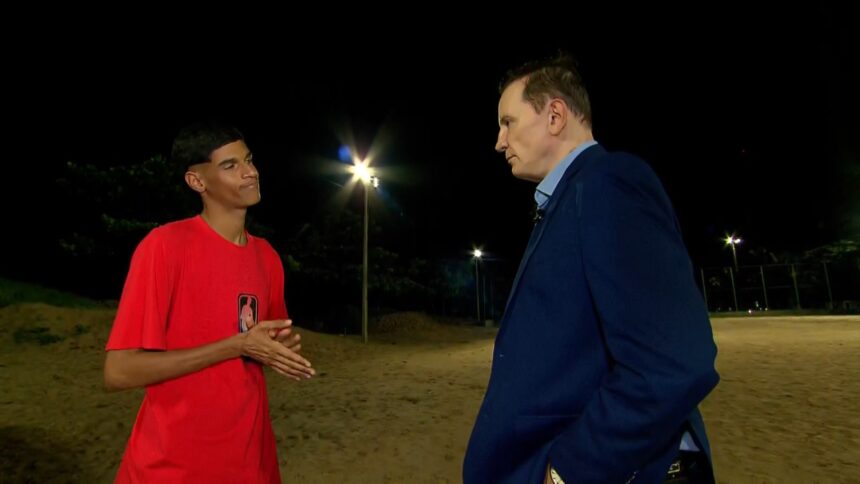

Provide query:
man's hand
left=267, top=319, right=302, bottom=353
left=241, top=319, right=314, bottom=380
left=544, top=463, right=562, bottom=484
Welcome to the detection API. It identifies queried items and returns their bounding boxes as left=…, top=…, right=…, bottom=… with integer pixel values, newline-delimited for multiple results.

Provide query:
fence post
left=760, top=265, right=770, bottom=309
left=729, top=267, right=739, bottom=311
left=791, top=264, right=802, bottom=309
left=823, top=262, right=834, bottom=310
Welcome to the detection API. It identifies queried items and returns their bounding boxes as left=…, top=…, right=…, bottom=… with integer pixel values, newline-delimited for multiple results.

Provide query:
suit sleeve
left=548, top=157, right=719, bottom=482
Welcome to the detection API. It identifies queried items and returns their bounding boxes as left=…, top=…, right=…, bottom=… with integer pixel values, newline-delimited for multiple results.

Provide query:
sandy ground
left=1, top=304, right=859, bottom=483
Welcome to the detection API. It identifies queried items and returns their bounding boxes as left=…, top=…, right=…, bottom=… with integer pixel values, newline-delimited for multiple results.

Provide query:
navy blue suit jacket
left=463, top=145, right=719, bottom=483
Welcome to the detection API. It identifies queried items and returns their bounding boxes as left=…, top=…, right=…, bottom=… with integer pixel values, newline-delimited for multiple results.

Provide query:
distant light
left=472, top=249, right=483, bottom=258
left=724, top=235, right=742, bottom=246
left=352, top=161, right=372, bottom=183
left=338, top=145, right=352, bottom=163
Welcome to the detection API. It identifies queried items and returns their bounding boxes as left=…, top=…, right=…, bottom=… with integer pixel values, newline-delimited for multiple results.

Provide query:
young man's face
left=190, top=140, right=261, bottom=209
left=494, top=78, right=554, bottom=183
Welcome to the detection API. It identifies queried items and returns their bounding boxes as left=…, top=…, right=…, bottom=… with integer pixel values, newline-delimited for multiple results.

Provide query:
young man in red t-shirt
left=104, top=121, right=315, bottom=483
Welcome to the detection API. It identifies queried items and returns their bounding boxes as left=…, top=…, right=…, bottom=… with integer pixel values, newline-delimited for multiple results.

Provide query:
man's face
left=190, top=140, right=261, bottom=208
left=494, top=79, right=554, bottom=182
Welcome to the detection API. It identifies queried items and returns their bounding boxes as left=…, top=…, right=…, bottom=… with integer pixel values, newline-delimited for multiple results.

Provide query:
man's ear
left=184, top=169, right=206, bottom=193
left=547, top=99, right=568, bottom=136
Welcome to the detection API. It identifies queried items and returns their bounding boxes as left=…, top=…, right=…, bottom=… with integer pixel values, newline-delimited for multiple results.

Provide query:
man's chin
left=511, top=166, right=538, bottom=183
left=240, top=193, right=262, bottom=208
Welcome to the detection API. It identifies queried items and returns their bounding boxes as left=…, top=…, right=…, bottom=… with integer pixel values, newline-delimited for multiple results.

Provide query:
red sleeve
left=106, top=230, right=174, bottom=351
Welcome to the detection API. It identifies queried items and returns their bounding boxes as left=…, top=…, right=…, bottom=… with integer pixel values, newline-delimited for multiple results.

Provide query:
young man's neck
left=200, top=205, right=248, bottom=245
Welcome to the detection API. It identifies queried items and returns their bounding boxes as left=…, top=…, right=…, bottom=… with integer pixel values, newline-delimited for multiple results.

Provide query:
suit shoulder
left=589, top=150, right=656, bottom=179
left=580, top=150, right=675, bottom=212
left=580, top=150, right=668, bottom=197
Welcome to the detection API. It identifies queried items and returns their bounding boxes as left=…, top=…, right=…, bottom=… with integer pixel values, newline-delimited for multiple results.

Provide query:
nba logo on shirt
left=238, top=294, right=258, bottom=333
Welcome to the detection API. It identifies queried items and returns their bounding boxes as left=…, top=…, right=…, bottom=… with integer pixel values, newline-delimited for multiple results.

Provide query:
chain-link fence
left=699, top=262, right=860, bottom=313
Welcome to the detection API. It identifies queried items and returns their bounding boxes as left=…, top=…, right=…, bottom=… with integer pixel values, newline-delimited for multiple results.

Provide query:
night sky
left=6, top=7, right=857, bottom=296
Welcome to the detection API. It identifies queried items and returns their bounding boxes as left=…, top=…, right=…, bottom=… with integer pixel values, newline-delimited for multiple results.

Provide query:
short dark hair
left=500, top=52, right=592, bottom=128
left=171, top=120, right=244, bottom=171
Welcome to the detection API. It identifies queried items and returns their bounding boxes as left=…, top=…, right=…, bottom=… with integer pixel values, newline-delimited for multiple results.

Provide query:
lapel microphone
left=534, top=209, right=545, bottom=224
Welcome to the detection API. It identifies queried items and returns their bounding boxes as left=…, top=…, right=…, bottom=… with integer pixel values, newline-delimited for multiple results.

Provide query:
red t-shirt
left=107, top=215, right=287, bottom=483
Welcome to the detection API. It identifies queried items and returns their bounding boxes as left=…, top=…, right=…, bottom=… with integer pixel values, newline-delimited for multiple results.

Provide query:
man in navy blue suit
left=463, top=53, right=720, bottom=484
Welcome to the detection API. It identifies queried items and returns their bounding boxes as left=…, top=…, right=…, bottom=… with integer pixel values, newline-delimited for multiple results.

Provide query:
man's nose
left=495, top=130, right=507, bottom=153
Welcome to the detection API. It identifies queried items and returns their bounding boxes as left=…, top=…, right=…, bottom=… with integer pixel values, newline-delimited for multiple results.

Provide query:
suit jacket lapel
left=502, top=145, right=606, bottom=319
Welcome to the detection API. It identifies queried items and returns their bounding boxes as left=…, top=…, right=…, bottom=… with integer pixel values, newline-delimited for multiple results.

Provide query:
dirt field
left=1, top=305, right=858, bottom=483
